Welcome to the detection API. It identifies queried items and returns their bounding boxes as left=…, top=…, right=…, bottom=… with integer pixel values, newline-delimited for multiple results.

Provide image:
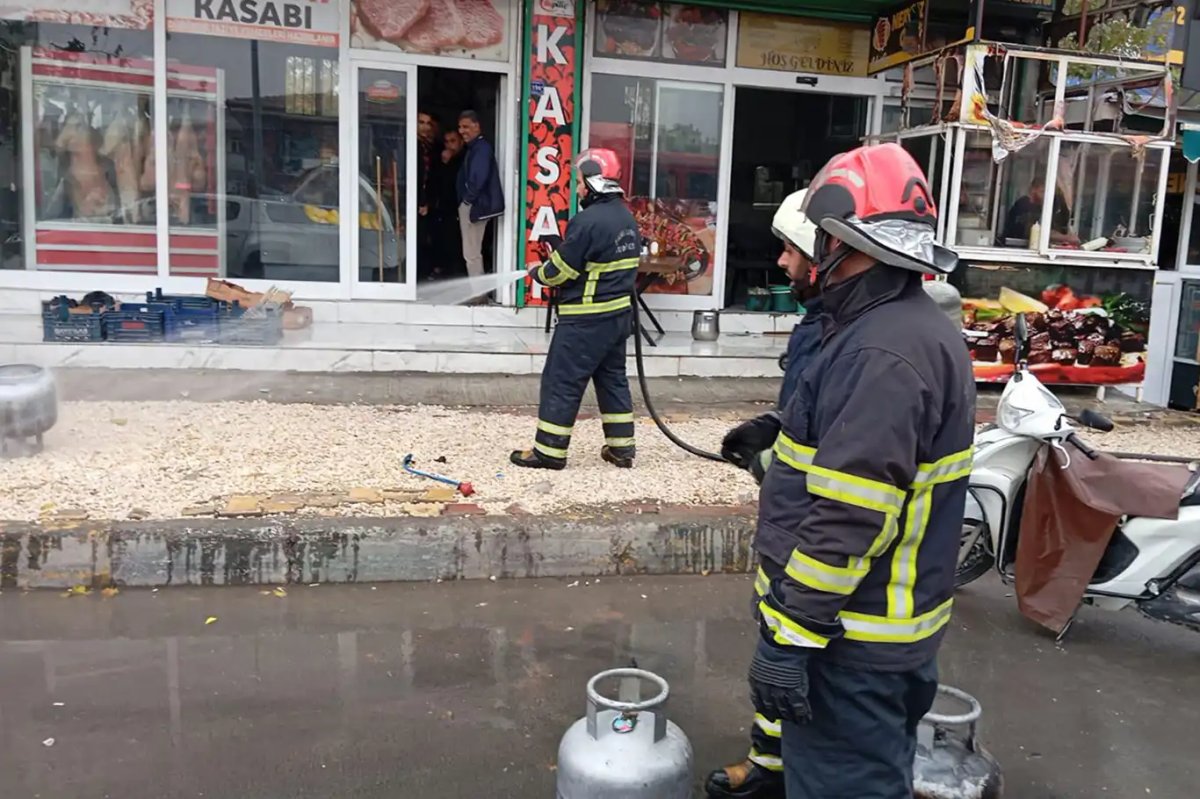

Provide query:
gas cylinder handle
left=922, top=685, right=982, bottom=726
left=584, top=668, right=670, bottom=743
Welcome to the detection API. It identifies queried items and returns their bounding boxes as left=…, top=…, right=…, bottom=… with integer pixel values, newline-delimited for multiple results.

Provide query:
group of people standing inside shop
left=415, top=108, right=504, bottom=293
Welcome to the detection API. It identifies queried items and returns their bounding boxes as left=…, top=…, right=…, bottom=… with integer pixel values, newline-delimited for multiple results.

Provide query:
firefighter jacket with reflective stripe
left=533, top=194, right=641, bottom=321
left=755, top=266, right=976, bottom=672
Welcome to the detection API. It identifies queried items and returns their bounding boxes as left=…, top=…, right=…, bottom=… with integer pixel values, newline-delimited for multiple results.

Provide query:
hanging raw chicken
left=55, top=108, right=115, bottom=220
left=169, top=104, right=207, bottom=225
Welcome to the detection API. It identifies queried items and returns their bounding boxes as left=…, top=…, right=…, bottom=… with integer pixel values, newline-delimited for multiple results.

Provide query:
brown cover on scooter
left=1016, top=445, right=1192, bottom=634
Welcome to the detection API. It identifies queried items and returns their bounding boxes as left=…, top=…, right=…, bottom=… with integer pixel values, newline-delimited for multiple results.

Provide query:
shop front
left=870, top=40, right=1176, bottom=397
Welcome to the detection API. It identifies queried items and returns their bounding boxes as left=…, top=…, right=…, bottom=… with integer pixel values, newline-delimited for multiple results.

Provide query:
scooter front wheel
left=955, top=518, right=994, bottom=589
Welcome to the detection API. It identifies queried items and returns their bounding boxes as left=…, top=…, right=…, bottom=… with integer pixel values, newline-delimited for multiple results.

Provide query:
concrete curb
left=0, top=511, right=757, bottom=589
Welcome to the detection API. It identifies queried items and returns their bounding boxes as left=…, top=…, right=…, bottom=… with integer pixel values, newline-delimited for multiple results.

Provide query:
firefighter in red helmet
left=511, top=148, right=641, bottom=470
left=708, top=143, right=976, bottom=799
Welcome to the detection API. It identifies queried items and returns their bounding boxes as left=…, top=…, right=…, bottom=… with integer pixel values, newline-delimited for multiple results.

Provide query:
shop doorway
left=724, top=88, right=867, bottom=310
left=414, top=66, right=501, bottom=301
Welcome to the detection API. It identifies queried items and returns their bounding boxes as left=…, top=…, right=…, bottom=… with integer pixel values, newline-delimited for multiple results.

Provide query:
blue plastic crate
left=143, top=293, right=222, bottom=343
left=103, top=306, right=166, bottom=342
left=217, top=305, right=284, bottom=346
left=146, top=288, right=221, bottom=311
left=41, top=299, right=104, bottom=343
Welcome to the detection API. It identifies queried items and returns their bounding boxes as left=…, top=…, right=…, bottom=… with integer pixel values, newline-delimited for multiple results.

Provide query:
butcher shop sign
left=167, top=0, right=339, bottom=47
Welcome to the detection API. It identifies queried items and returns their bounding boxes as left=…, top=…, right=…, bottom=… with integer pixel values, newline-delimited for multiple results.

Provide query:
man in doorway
left=510, top=149, right=640, bottom=471
left=456, top=110, right=504, bottom=297
left=434, top=129, right=466, bottom=277
left=736, top=144, right=974, bottom=799
left=416, top=111, right=440, bottom=280
left=1004, top=176, right=1078, bottom=245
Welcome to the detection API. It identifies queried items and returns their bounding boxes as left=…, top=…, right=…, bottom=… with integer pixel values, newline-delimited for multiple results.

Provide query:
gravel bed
left=1, top=402, right=1194, bottom=523
left=0, top=402, right=758, bottom=522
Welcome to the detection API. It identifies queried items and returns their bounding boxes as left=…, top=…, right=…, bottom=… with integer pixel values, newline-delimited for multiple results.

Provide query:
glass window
left=1050, top=141, right=1161, bottom=255
left=356, top=68, right=406, bottom=284
left=588, top=74, right=723, bottom=296
left=1, top=16, right=155, bottom=274
left=594, top=2, right=727, bottom=66
left=165, top=33, right=340, bottom=281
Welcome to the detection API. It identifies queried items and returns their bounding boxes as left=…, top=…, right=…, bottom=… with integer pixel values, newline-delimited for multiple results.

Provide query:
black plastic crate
left=41, top=298, right=104, bottom=343
left=103, top=306, right=166, bottom=342
left=217, top=305, right=284, bottom=346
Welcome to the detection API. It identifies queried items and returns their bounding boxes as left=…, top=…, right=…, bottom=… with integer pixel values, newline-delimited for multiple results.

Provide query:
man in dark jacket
left=510, top=148, right=640, bottom=470
left=706, top=188, right=821, bottom=799
left=744, top=143, right=975, bottom=799
left=456, top=110, right=504, bottom=287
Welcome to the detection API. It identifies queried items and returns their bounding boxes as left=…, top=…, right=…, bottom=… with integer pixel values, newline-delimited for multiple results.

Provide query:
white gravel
left=1, top=402, right=1195, bottom=522
left=0, top=402, right=759, bottom=521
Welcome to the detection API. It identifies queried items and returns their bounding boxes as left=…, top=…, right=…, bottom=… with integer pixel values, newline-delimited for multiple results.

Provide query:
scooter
left=957, top=314, right=1200, bottom=635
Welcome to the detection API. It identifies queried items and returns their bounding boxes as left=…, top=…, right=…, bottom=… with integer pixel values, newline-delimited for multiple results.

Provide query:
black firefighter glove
left=721, top=412, right=781, bottom=469
left=748, top=635, right=812, bottom=725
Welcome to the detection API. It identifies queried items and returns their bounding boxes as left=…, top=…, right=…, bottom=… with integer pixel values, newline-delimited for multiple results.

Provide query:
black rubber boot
left=509, top=448, right=566, bottom=470
left=704, top=760, right=785, bottom=799
left=600, top=445, right=635, bottom=468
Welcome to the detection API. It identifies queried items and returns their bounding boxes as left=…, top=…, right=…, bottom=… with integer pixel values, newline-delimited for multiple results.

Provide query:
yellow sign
left=736, top=12, right=869, bottom=77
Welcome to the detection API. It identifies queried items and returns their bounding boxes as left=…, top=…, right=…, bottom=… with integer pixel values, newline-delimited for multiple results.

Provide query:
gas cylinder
left=556, top=668, right=693, bottom=799
left=913, top=685, right=1004, bottom=799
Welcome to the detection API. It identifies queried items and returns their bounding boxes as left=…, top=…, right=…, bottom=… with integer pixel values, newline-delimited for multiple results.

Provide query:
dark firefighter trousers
left=533, top=311, right=635, bottom=464
left=749, top=557, right=939, bottom=798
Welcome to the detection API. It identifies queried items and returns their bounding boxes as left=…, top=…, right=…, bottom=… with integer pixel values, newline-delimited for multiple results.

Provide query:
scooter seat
left=1182, top=471, right=1200, bottom=508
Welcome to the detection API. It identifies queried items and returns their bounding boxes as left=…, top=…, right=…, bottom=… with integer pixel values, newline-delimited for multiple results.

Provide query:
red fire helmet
left=575, top=148, right=624, bottom=195
left=801, top=143, right=958, bottom=276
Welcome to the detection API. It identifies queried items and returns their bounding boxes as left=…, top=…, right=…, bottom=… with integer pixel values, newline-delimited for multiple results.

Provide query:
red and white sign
left=166, top=0, right=339, bottom=47
left=0, top=0, right=153, bottom=29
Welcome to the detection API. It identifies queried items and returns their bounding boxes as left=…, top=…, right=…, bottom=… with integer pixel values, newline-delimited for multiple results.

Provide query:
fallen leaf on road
left=42, top=738, right=55, bottom=747
left=61, top=585, right=91, bottom=598
left=101, top=587, right=119, bottom=599
left=205, top=616, right=218, bottom=625
left=272, top=587, right=287, bottom=598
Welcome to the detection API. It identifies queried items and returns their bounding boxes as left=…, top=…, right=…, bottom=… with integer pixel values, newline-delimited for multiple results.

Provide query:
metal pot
left=691, top=309, right=720, bottom=342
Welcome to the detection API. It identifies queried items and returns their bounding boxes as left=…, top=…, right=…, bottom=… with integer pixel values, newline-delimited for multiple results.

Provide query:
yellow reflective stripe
left=558, top=295, right=632, bottom=316
left=601, top=412, right=634, bottom=424
left=773, top=433, right=904, bottom=516
left=754, top=566, right=770, bottom=597
left=583, top=271, right=600, bottom=303
left=913, top=448, right=973, bottom=488
left=586, top=257, right=640, bottom=273
left=785, top=549, right=870, bottom=596
left=537, top=420, right=573, bottom=437
left=889, top=487, right=933, bottom=617
left=805, top=471, right=905, bottom=517
left=753, top=714, right=782, bottom=738
left=748, top=748, right=784, bottom=771
left=534, top=441, right=568, bottom=459
left=841, top=598, right=954, bottom=643
left=772, top=433, right=815, bottom=470
left=550, top=248, right=580, bottom=280
left=758, top=600, right=829, bottom=648
left=605, top=436, right=636, bottom=448
left=537, top=262, right=572, bottom=287
left=866, top=514, right=900, bottom=558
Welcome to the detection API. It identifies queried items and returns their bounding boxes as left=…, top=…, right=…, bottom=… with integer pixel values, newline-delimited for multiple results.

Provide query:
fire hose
left=630, top=297, right=729, bottom=463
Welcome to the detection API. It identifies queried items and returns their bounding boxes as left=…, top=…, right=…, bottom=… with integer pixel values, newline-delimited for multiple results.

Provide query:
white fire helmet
left=771, top=189, right=818, bottom=260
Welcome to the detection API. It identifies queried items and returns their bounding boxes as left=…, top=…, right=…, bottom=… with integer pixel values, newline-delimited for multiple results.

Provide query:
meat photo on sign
left=351, top=0, right=509, bottom=61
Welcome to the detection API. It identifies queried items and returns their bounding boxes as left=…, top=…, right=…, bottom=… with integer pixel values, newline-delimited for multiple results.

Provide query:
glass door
left=351, top=62, right=417, bottom=299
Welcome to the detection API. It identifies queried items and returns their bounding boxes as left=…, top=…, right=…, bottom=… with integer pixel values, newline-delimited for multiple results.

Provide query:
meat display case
left=20, top=46, right=225, bottom=277
left=869, top=42, right=1173, bottom=387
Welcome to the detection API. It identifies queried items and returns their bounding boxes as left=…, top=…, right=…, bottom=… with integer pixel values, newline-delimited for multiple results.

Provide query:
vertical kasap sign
left=521, top=0, right=579, bottom=306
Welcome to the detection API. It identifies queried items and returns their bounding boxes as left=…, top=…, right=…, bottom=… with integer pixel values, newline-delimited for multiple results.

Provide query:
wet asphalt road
left=1, top=574, right=1198, bottom=798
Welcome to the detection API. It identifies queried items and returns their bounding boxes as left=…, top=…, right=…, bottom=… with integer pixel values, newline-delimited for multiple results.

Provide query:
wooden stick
left=375, top=155, right=384, bottom=282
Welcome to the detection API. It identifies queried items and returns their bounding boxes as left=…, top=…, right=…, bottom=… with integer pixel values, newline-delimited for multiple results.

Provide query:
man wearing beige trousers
left=456, top=110, right=504, bottom=298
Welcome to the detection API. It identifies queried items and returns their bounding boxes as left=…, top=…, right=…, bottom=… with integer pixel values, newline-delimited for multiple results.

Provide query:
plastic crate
left=144, top=291, right=223, bottom=343
left=103, top=306, right=166, bottom=342
left=217, top=304, right=284, bottom=346
left=41, top=298, right=104, bottom=343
